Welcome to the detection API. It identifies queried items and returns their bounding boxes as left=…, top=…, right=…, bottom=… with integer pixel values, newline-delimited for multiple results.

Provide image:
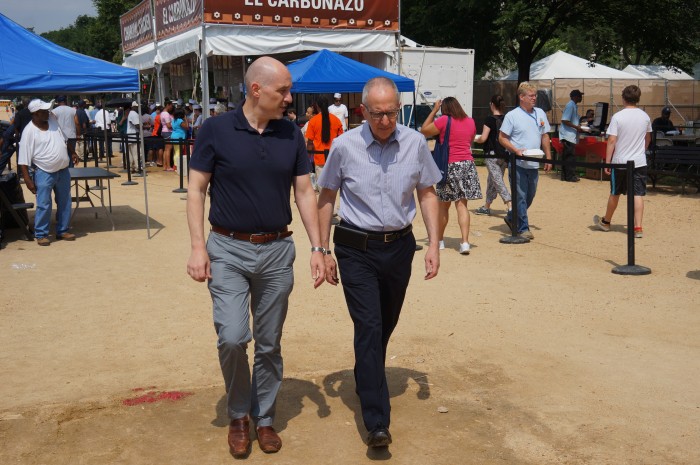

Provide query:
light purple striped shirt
left=318, top=123, right=442, bottom=231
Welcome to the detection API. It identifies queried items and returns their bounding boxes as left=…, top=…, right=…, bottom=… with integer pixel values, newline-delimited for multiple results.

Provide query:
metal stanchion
left=500, top=150, right=529, bottom=244
left=173, top=139, right=188, bottom=193
left=122, top=132, right=138, bottom=186
left=612, top=160, right=651, bottom=275
left=119, top=132, right=129, bottom=174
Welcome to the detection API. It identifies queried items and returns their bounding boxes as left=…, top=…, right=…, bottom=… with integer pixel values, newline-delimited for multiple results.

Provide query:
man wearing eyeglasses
left=328, top=92, right=349, bottom=131
left=317, top=77, right=441, bottom=449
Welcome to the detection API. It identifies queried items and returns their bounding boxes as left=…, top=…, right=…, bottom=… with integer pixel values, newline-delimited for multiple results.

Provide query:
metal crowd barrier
left=473, top=150, right=650, bottom=276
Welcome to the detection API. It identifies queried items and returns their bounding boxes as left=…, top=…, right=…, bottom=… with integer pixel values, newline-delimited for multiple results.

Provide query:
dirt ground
left=1, top=161, right=698, bottom=465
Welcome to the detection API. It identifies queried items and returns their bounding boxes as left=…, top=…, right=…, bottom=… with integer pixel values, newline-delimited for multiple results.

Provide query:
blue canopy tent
left=0, top=13, right=152, bottom=237
left=0, top=13, right=138, bottom=93
left=287, top=49, right=414, bottom=93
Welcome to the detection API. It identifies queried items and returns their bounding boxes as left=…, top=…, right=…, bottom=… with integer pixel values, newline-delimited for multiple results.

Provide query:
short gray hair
left=361, top=77, right=399, bottom=106
left=214, top=103, right=227, bottom=115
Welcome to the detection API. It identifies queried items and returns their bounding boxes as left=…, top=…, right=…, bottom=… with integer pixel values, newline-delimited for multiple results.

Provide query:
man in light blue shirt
left=559, top=89, right=584, bottom=182
left=498, top=81, right=552, bottom=239
left=317, top=77, right=441, bottom=449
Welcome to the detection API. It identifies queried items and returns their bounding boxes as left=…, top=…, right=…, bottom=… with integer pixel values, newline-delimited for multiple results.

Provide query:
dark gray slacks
left=207, top=232, right=295, bottom=427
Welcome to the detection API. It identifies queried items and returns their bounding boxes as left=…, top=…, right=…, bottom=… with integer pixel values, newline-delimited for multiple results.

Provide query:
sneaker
left=438, top=240, right=445, bottom=250
left=37, top=237, right=50, bottom=246
left=475, top=205, right=491, bottom=216
left=519, top=230, right=534, bottom=240
left=459, top=242, right=471, bottom=255
left=634, top=227, right=643, bottom=238
left=593, top=215, right=610, bottom=232
left=503, top=217, right=514, bottom=233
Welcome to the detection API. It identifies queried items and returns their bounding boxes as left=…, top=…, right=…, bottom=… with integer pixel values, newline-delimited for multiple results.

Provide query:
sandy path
left=1, top=163, right=698, bottom=464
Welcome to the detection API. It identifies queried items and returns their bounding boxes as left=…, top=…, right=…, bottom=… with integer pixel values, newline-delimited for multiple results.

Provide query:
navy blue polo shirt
left=189, top=104, right=310, bottom=232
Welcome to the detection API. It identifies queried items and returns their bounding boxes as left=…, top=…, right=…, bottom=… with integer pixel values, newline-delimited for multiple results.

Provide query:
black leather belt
left=211, top=225, right=292, bottom=243
left=364, top=225, right=413, bottom=242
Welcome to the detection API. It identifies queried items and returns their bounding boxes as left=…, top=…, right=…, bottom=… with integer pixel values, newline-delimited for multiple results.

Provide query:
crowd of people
left=4, top=55, right=652, bottom=457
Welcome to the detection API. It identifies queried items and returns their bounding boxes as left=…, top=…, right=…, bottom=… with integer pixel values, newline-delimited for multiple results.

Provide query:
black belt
left=343, top=222, right=413, bottom=242
left=211, top=225, right=292, bottom=243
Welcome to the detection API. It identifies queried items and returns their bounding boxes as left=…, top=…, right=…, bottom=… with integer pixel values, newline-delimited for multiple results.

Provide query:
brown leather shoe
left=256, top=426, right=282, bottom=453
left=56, top=232, right=76, bottom=241
left=228, top=416, right=251, bottom=458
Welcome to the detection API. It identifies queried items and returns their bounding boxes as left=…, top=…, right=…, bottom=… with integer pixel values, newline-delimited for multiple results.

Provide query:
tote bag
left=431, top=116, right=451, bottom=185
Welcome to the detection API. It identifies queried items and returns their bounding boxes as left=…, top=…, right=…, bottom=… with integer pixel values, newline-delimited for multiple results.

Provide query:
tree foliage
left=36, top=0, right=700, bottom=79
left=403, top=0, right=699, bottom=79
left=41, top=0, right=139, bottom=63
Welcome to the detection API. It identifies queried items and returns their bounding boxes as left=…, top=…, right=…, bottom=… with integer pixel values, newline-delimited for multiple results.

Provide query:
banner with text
left=203, top=0, right=399, bottom=31
left=155, top=0, right=203, bottom=41
left=120, top=0, right=154, bottom=52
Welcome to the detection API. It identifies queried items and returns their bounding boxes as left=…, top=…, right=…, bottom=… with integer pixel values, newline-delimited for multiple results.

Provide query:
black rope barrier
left=472, top=149, right=650, bottom=275
left=171, top=138, right=192, bottom=194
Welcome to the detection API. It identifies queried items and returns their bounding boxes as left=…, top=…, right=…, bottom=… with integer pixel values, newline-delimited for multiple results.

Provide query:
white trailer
left=391, top=43, right=475, bottom=128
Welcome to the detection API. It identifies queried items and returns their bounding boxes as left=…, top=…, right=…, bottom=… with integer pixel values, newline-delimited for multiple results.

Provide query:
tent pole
left=136, top=91, right=151, bottom=238
left=200, top=24, right=210, bottom=120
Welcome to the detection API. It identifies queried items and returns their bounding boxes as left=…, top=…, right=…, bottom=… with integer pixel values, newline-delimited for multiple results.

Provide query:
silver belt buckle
left=249, top=233, right=265, bottom=243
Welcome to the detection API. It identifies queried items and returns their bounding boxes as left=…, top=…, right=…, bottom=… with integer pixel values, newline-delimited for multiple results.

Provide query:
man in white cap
left=18, top=99, right=77, bottom=245
left=328, top=93, right=349, bottom=131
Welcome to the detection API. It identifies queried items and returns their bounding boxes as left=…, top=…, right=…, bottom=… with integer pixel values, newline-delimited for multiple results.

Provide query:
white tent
left=622, top=64, right=694, bottom=80
left=123, top=25, right=396, bottom=71
left=499, top=50, right=637, bottom=80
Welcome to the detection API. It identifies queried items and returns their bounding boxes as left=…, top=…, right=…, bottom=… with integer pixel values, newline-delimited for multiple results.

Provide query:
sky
left=3, top=0, right=98, bottom=34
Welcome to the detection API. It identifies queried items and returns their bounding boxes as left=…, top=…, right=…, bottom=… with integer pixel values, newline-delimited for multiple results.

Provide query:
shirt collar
left=231, top=100, right=285, bottom=135
left=360, top=122, right=401, bottom=148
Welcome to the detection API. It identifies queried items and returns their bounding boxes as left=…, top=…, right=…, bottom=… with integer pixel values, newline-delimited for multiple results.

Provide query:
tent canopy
left=623, top=64, right=694, bottom=80
left=500, top=50, right=637, bottom=80
left=287, top=49, right=414, bottom=93
left=0, top=13, right=139, bottom=93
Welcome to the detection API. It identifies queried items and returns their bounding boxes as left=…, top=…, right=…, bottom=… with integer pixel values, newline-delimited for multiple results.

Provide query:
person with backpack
left=474, top=95, right=512, bottom=216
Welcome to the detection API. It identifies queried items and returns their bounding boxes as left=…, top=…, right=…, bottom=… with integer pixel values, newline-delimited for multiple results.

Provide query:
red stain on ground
left=122, top=390, right=193, bottom=406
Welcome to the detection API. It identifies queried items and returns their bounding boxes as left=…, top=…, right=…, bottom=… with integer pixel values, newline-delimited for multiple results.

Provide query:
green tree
left=401, top=0, right=501, bottom=78
left=495, top=0, right=586, bottom=83
left=40, top=0, right=139, bottom=63
left=586, top=0, right=699, bottom=73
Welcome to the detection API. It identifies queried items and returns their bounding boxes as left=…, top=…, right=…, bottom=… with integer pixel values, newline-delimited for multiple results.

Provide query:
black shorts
left=610, top=166, right=647, bottom=196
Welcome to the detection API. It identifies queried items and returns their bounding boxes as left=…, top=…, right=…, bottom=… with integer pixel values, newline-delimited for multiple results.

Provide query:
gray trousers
left=207, top=232, right=296, bottom=427
left=484, top=157, right=511, bottom=205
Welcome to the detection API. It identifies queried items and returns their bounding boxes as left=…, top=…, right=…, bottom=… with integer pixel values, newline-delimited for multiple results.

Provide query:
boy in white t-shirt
left=593, top=85, right=651, bottom=238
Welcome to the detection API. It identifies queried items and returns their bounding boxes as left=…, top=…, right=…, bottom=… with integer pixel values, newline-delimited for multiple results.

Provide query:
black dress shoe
left=367, top=427, right=392, bottom=448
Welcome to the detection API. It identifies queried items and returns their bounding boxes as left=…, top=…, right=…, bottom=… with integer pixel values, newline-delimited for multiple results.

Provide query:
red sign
left=203, top=0, right=399, bottom=31
left=120, top=0, right=154, bottom=52
left=155, top=0, right=203, bottom=40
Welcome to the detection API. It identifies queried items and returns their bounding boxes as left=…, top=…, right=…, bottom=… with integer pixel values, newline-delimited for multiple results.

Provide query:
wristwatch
left=310, top=246, right=327, bottom=254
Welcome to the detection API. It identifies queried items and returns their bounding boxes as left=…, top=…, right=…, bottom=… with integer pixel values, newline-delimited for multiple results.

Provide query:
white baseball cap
left=333, top=93, right=341, bottom=99
left=131, top=101, right=139, bottom=107
left=28, top=99, right=53, bottom=113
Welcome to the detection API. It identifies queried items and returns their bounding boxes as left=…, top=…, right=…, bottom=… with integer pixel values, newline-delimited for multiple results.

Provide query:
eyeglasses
left=366, top=108, right=401, bottom=121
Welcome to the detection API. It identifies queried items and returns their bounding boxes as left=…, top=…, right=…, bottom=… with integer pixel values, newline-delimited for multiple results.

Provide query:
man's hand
left=310, top=252, right=326, bottom=288
left=424, top=244, right=440, bottom=280
left=324, top=254, right=339, bottom=285
left=187, top=247, right=211, bottom=282
left=544, top=159, right=552, bottom=172
left=25, top=179, right=36, bottom=195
